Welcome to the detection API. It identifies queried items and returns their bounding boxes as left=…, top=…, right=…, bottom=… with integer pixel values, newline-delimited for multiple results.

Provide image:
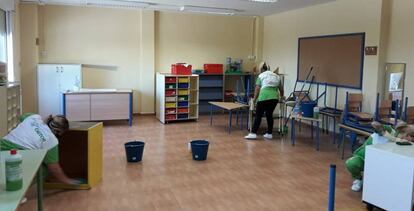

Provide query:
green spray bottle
left=6, top=149, right=23, bottom=191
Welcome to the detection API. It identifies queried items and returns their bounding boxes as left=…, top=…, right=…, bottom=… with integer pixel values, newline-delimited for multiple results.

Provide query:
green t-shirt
left=256, top=77, right=279, bottom=102
left=1, top=112, right=59, bottom=164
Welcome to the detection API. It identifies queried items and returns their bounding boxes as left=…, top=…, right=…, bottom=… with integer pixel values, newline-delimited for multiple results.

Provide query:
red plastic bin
left=165, top=114, right=176, bottom=120
left=165, top=90, right=176, bottom=96
left=171, top=63, right=192, bottom=75
left=177, top=108, right=189, bottom=113
left=204, top=64, right=223, bottom=74
left=166, top=77, right=176, bottom=83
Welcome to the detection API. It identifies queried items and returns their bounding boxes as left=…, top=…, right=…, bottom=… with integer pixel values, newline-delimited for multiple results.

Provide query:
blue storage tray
left=178, top=101, right=189, bottom=107
left=178, top=83, right=189, bottom=89
left=178, top=114, right=189, bottom=119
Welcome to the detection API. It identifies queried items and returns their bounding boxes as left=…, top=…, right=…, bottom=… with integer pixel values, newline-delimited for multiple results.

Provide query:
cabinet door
left=91, top=93, right=129, bottom=121
left=59, top=64, right=81, bottom=92
left=65, top=94, right=91, bottom=121
left=37, top=65, right=61, bottom=117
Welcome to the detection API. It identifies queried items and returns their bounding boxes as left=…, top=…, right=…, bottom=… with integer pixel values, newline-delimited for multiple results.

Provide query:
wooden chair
left=378, top=100, right=395, bottom=125
left=347, top=93, right=373, bottom=121
left=406, top=106, right=414, bottom=124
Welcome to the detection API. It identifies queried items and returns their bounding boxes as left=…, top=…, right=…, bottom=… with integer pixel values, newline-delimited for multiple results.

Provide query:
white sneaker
left=263, top=133, right=273, bottom=140
left=20, top=197, right=27, bottom=204
left=244, top=133, right=257, bottom=140
left=351, top=179, right=363, bottom=192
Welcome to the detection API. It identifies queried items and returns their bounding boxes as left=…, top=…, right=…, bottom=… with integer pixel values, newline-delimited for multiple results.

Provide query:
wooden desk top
left=209, top=102, right=249, bottom=110
left=69, top=121, right=103, bottom=131
left=338, top=123, right=371, bottom=137
left=291, top=115, right=322, bottom=122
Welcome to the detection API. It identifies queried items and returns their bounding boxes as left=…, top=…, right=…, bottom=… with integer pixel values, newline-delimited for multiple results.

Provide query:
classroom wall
left=155, top=12, right=256, bottom=73
left=38, top=5, right=142, bottom=113
left=18, top=5, right=257, bottom=114
left=386, top=0, right=414, bottom=106
left=19, top=4, right=39, bottom=113
left=262, top=0, right=384, bottom=113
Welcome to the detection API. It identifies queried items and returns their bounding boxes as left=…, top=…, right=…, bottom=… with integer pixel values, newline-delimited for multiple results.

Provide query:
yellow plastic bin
left=178, top=90, right=189, bottom=95
left=178, top=77, right=189, bottom=83
left=166, top=102, right=176, bottom=108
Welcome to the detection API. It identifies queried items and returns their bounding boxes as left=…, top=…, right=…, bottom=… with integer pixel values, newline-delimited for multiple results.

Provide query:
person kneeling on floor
left=345, top=121, right=414, bottom=192
left=1, top=113, right=80, bottom=185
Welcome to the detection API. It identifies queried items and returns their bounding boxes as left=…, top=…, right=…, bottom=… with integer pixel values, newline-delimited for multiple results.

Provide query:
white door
left=37, top=64, right=61, bottom=117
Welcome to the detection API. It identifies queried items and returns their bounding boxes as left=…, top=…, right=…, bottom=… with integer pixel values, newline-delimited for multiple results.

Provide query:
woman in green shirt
left=245, top=64, right=284, bottom=140
left=1, top=113, right=79, bottom=185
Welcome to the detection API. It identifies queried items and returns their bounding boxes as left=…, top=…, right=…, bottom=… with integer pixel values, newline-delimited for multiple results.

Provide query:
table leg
left=333, top=118, right=337, bottom=144
left=210, top=104, right=213, bottom=126
left=37, top=166, right=43, bottom=211
left=229, top=111, right=232, bottom=134
left=327, top=117, right=330, bottom=134
left=236, top=110, right=239, bottom=126
left=240, top=109, right=243, bottom=130
left=316, top=121, right=320, bottom=151
left=311, top=121, right=314, bottom=139
left=291, top=118, right=295, bottom=146
left=341, top=129, right=346, bottom=160
left=299, top=119, right=302, bottom=132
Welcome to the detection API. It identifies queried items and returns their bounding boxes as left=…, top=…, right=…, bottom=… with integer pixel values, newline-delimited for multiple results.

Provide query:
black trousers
left=252, top=99, right=279, bottom=134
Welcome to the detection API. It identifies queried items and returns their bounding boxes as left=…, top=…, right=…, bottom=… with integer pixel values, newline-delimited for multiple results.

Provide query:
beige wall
left=387, top=0, right=414, bottom=106
left=19, top=6, right=257, bottom=114
left=38, top=5, right=142, bottom=112
left=19, top=4, right=39, bottom=113
left=263, top=0, right=384, bottom=113
left=155, top=12, right=256, bottom=73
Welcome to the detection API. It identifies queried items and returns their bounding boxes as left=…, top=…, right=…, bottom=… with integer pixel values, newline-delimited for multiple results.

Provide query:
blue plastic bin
left=124, top=141, right=145, bottom=162
left=301, top=101, right=317, bottom=118
left=191, top=140, right=209, bottom=161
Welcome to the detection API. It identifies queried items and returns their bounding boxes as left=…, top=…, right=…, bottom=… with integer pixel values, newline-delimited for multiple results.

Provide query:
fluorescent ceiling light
left=249, top=0, right=278, bottom=2
left=182, top=5, right=240, bottom=16
left=86, top=0, right=149, bottom=9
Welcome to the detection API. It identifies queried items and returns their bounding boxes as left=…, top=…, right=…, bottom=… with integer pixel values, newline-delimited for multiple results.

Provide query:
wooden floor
left=20, top=115, right=365, bottom=211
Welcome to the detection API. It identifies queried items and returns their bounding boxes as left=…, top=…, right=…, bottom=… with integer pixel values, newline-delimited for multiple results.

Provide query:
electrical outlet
left=248, top=55, right=256, bottom=60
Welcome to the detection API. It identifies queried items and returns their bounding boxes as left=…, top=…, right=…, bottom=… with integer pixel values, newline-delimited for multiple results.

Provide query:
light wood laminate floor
left=20, top=115, right=365, bottom=211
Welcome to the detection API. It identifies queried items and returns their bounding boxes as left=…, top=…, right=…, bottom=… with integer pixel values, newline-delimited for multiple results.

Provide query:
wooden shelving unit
left=0, top=83, right=21, bottom=137
left=156, top=73, right=199, bottom=123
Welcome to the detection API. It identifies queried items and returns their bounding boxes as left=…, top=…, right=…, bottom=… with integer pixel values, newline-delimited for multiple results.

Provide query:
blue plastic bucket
left=191, top=140, right=209, bottom=161
left=124, top=141, right=145, bottom=162
left=301, top=101, right=317, bottom=118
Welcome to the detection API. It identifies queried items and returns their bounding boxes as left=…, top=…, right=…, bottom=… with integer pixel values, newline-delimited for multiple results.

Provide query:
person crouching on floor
left=1, top=113, right=80, bottom=185
left=345, top=121, right=414, bottom=192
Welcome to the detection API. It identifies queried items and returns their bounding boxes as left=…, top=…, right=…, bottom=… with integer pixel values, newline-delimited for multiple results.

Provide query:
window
left=0, top=10, right=6, bottom=63
left=0, top=9, right=6, bottom=83
left=0, top=9, right=14, bottom=82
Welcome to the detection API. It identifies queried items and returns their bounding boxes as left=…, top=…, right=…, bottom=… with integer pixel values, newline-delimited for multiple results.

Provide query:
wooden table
left=290, top=115, right=322, bottom=150
left=338, top=123, right=371, bottom=159
left=363, top=143, right=414, bottom=211
left=0, top=150, right=47, bottom=211
left=209, top=102, right=249, bottom=134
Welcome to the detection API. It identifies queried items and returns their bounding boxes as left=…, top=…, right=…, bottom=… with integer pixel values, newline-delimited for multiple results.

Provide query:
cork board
left=297, top=33, right=365, bottom=89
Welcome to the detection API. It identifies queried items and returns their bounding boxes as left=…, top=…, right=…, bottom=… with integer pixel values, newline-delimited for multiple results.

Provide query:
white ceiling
left=21, top=0, right=336, bottom=16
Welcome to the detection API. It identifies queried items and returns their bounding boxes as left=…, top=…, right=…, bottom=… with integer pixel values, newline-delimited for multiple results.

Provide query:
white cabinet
left=37, top=64, right=81, bottom=117
left=0, top=83, right=21, bottom=137
left=363, top=143, right=414, bottom=211
left=63, top=90, right=133, bottom=126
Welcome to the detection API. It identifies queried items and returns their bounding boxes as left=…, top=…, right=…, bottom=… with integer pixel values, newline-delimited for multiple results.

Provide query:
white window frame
left=6, top=10, right=13, bottom=82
